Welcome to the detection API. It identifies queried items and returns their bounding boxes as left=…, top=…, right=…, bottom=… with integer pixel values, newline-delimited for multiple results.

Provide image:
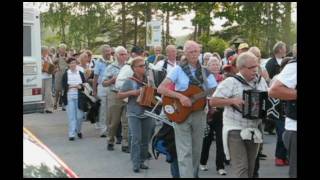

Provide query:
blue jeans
left=275, top=119, right=287, bottom=159
left=170, top=158, right=180, bottom=178
left=128, top=116, right=154, bottom=169
left=66, top=93, right=84, bottom=138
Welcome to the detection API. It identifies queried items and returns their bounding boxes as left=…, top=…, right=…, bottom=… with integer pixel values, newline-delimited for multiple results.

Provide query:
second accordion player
left=242, top=89, right=268, bottom=120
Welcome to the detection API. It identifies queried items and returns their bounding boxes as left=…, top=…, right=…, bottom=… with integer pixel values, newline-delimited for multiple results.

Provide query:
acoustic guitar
left=162, top=85, right=211, bottom=123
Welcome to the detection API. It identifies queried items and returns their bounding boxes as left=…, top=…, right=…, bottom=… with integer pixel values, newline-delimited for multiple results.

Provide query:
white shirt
left=67, top=69, right=82, bottom=95
left=213, top=73, right=268, bottom=129
left=276, top=62, right=297, bottom=131
left=115, top=64, right=133, bottom=90
left=154, top=59, right=177, bottom=74
left=276, top=57, right=283, bottom=66
left=76, top=65, right=84, bottom=73
left=213, top=73, right=268, bottom=160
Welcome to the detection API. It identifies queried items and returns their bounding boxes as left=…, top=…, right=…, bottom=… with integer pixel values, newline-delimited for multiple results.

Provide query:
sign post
left=146, top=20, right=162, bottom=47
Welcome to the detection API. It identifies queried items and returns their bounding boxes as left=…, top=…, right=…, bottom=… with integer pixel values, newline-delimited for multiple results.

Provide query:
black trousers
left=200, top=109, right=225, bottom=170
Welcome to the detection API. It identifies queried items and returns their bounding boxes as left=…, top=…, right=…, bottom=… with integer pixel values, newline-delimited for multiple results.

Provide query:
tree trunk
left=134, top=15, right=138, bottom=46
left=162, top=14, right=165, bottom=51
left=121, top=2, right=126, bottom=48
left=166, top=10, right=170, bottom=46
left=193, top=24, right=197, bottom=41
left=266, top=3, right=271, bottom=56
left=283, top=2, right=291, bottom=47
left=145, top=2, right=152, bottom=50
left=198, top=25, right=202, bottom=39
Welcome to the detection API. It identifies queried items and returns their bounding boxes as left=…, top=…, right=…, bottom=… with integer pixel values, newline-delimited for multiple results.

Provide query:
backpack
left=152, top=123, right=177, bottom=163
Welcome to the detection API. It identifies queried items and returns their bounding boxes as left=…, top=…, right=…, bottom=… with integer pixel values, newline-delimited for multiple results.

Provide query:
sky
left=24, top=2, right=297, bottom=38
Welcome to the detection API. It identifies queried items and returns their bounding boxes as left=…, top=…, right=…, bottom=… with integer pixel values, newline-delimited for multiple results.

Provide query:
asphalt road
left=23, top=110, right=289, bottom=178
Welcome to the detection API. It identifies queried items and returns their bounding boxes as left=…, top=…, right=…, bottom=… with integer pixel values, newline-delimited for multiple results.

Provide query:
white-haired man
left=93, top=45, right=113, bottom=137
left=102, top=46, right=129, bottom=152
left=210, top=51, right=268, bottom=178
left=157, top=41, right=218, bottom=178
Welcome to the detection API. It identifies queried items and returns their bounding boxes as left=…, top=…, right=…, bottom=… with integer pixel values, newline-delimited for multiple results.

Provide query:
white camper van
left=23, top=7, right=44, bottom=113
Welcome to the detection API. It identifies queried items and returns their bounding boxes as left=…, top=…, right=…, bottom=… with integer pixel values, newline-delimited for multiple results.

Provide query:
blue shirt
left=167, top=65, right=218, bottom=91
left=101, top=61, right=124, bottom=90
left=147, top=55, right=156, bottom=64
left=94, top=58, right=111, bottom=84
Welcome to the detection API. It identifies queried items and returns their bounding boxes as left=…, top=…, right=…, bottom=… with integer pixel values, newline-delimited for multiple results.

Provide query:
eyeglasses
left=244, top=65, right=258, bottom=70
left=135, top=64, right=146, bottom=68
left=186, top=50, right=199, bottom=54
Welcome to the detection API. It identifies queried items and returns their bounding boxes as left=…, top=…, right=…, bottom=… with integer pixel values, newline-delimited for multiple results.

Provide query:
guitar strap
left=201, top=66, right=209, bottom=91
left=129, top=76, right=147, bottom=86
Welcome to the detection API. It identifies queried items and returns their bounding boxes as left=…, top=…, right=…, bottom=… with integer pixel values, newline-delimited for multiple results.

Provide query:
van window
left=23, top=26, right=32, bottom=56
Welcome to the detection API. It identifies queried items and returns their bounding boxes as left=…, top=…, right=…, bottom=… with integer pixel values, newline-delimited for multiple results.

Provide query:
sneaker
left=45, top=110, right=53, bottom=113
left=258, top=153, right=267, bottom=158
left=94, top=123, right=101, bottom=129
left=121, top=146, right=129, bottom=153
left=199, top=164, right=208, bottom=171
left=62, top=107, right=66, bottom=111
left=133, top=167, right=140, bottom=173
left=253, top=173, right=259, bottom=178
left=100, top=134, right=107, bottom=138
left=275, top=158, right=287, bottom=166
left=218, top=169, right=227, bottom=175
left=77, top=133, right=82, bottom=139
left=116, top=138, right=122, bottom=144
left=140, top=163, right=149, bottom=169
left=69, top=137, right=75, bottom=141
left=107, top=144, right=114, bottom=151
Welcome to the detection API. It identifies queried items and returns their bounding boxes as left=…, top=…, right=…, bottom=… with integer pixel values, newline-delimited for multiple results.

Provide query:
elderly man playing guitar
left=157, top=41, right=217, bottom=178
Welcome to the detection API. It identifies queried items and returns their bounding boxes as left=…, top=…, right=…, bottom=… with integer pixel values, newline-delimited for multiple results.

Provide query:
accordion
left=136, top=86, right=157, bottom=107
left=242, top=89, right=268, bottom=119
left=42, top=61, right=56, bottom=74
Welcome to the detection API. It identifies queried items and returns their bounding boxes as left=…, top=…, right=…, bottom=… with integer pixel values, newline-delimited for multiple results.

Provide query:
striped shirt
left=212, top=72, right=268, bottom=129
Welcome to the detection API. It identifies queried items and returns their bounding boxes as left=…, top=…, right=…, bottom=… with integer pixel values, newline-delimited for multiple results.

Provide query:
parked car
left=23, top=127, right=78, bottom=178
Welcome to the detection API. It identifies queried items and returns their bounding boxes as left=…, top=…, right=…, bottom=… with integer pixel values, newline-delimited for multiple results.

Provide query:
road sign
left=146, top=20, right=162, bottom=47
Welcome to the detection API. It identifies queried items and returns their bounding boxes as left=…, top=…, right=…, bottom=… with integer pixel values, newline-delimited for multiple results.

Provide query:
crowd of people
left=41, top=40, right=297, bottom=178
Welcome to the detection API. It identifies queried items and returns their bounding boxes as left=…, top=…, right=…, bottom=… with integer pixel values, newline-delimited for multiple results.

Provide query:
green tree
left=206, top=37, right=229, bottom=55
left=41, top=2, right=73, bottom=44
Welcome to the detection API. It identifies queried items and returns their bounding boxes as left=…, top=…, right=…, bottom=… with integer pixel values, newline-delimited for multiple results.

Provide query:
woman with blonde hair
left=77, top=52, right=92, bottom=80
left=117, top=56, right=154, bottom=173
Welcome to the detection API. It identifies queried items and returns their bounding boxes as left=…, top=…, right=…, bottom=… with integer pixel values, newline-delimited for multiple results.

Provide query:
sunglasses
left=135, top=64, right=146, bottom=68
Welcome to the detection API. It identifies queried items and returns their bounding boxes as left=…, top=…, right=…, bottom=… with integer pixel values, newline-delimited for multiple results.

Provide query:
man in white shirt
left=211, top=52, right=268, bottom=178
left=269, top=58, right=297, bottom=178
left=154, top=45, right=178, bottom=82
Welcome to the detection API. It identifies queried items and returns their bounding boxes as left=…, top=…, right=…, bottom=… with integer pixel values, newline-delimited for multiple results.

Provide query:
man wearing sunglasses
left=102, top=46, right=129, bottom=153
